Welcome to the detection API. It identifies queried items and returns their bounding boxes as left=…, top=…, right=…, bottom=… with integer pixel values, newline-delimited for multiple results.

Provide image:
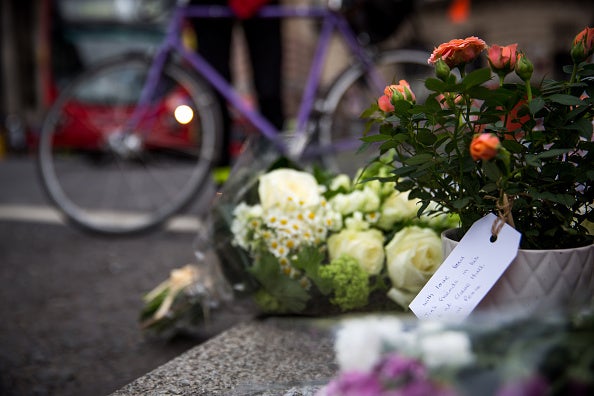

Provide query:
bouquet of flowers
left=141, top=153, right=458, bottom=333
left=363, top=28, right=594, bottom=249
left=225, top=159, right=457, bottom=315
left=318, top=308, right=594, bottom=396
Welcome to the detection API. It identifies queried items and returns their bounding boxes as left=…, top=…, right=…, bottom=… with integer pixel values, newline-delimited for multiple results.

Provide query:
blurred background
left=1, top=0, right=593, bottom=157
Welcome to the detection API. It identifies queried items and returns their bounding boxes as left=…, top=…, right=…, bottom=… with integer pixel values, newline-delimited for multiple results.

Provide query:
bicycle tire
left=38, top=53, right=222, bottom=235
left=315, top=48, right=433, bottom=175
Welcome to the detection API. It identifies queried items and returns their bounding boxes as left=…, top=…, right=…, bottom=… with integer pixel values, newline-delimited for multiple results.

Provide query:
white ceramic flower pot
left=441, top=229, right=594, bottom=315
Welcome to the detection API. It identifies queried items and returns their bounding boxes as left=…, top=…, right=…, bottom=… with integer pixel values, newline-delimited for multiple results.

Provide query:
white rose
left=330, top=186, right=380, bottom=216
left=377, top=190, right=420, bottom=230
left=334, top=316, right=405, bottom=372
left=344, top=211, right=370, bottom=231
left=421, top=210, right=460, bottom=230
left=329, top=174, right=351, bottom=191
left=327, top=228, right=385, bottom=275
left=385, top=226, right=443, bottom=308
left=329, top=192, right=360, bottom=215
left=360, top=179, right=382, bottom=195
left=419, top=331, right=474, bottom=368
left=258, top=168, right=320, bottom=210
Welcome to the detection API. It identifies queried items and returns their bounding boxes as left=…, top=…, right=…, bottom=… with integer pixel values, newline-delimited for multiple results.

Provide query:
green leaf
left=292, top=246, right=331, bottom=295
left=564, top=118, right=594, bottom=139
left=360, top=105, right=378, bottom=119
left=416, top=129, right=437, bottom=146
left=363, top=119, right=376, bottom=135
left=361, top=133, right=391, bottom=143
left=528, top=190, right=576, bottom=206
left=422, top=94, right=443, bottom=113
left=528, top=97, right=546, bottom=115
left=537, top=148, right=572, bottom=159
left=481, top=183, right=499, bottom=193
left=395, top=179, right=415, bottom=191
left=405, top=153, right=433, bottom=165
left=482, top=160, right=502, bottom=182
left=380, top=123, right=395, bottom=135
left=356, top=141, right=371, bottom=154
left=452, top=197, right=471, bottom=210
left=526, top=154, right=541, bottom=167
left=248, top=252, right=310, bottom=312
left=409, top=188, right=432, bottom=200
left=549, top=94, right=585, bottom=106
left=500, top=140, right=525, bottom=154
left=140, top=288, right=169, bottom=320
left=462, top=68, right=492, bottom=88
left=393, top=100, right=412, bottom=113
left=466, top=85, right=496, bottom=100
left=425, top=77, right=447, bottom=92
left=391, top=166, right=415, bottom=176
left=379, top=140, right=401, bottom=153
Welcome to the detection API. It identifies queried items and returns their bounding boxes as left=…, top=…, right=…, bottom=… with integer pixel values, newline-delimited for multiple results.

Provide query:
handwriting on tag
left=409, top=213, right=521, bottom=321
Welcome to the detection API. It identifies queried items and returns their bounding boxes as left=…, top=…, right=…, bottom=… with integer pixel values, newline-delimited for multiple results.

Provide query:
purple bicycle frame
left=133, top=4, right=384, bottom=158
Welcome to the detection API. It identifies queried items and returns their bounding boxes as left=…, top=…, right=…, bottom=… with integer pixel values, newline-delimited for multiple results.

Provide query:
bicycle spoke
left=317, top=49, right=434, bottom=175
left=38, top=55, right=220, bottom=234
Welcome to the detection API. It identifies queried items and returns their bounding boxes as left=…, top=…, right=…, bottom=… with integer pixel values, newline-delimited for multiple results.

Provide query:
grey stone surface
left=110, top=318, right=338, bottom=396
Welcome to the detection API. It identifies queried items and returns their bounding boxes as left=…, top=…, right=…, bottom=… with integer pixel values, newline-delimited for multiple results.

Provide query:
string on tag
left=490, top=193, right=515, bottom=242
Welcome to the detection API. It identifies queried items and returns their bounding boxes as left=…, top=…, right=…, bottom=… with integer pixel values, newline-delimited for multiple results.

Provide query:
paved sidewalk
left=110, top=318, right=337, bottom=396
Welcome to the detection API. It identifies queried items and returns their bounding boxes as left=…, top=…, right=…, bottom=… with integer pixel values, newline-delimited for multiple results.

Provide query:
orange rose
left=428, top=36, right=487, bottom=68
left=470, top=133, right=500, bottom=161
left=487, top=44, right=518, bottom=76
left=571, top=27, right=594, bottom=62
left=378, top=94, right=394, bottom=112
left=384, top=80, right=416, bottom=103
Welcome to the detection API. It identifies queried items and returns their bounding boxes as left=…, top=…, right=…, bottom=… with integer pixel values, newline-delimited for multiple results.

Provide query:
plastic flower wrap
left=140, top=141, right=459, bottom=333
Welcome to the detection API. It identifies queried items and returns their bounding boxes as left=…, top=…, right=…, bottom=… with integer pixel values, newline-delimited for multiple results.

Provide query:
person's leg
left=242, top=6, right=284, bottom=130
left=190, top=0, right=234, bottom=167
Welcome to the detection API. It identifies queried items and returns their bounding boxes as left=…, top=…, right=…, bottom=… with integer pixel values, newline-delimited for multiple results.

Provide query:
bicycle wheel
left=315, top=48, right=433, bottom=175
left=38, top=53, right=222, bottom=235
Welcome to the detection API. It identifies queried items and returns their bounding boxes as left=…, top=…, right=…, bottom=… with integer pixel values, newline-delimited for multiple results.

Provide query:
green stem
left=569, top=62, right=578, bottom=85
left=525, top=80, right=533, bottom=102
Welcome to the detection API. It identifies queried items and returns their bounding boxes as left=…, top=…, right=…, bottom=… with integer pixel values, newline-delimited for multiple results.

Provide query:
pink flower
left=470, top=133, right=500, bottom=161
left=378, top=94, right=394, bottom=112
left=385, top=80, right=416, bottom=103
left=378, top=81, right=416, bottom=113
left=488, top=44, right=518, bottom=76
left=428, top=37, right=487, bottom=68
left=322, top=371, right=382, bottom=396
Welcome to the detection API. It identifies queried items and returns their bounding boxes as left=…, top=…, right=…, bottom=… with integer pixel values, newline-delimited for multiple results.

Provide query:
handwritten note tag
left=409, top=213, right=521, bottom=321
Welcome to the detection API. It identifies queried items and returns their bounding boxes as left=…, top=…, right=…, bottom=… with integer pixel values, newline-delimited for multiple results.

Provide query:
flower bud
left=377, top=94, right=394, bottom=112
left=487, top=44, right=518, bottom=79
left=385, top=80, right=416, bottom=104
left=434, top=58, right=451, bottom=81
left=514, top=52, right=533, bottom=82
left=571, top=27, right=594, bottom=63
left=470, top=133, right=500, bottom=161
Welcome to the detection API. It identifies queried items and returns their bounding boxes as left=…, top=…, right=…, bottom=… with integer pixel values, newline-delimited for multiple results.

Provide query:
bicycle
left=37, top=0, right=434, bottom=235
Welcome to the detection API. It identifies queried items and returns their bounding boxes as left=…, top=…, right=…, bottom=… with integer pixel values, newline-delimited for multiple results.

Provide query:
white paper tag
left=409, top=213, right=521, bottom=321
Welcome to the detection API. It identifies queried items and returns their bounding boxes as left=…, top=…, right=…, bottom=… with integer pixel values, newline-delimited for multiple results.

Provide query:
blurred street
left=0, top=154, right=225, bottom=396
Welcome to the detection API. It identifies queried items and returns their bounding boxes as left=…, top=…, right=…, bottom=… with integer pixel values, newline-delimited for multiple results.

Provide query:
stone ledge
left=109, top=318, right=338, bottom=396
